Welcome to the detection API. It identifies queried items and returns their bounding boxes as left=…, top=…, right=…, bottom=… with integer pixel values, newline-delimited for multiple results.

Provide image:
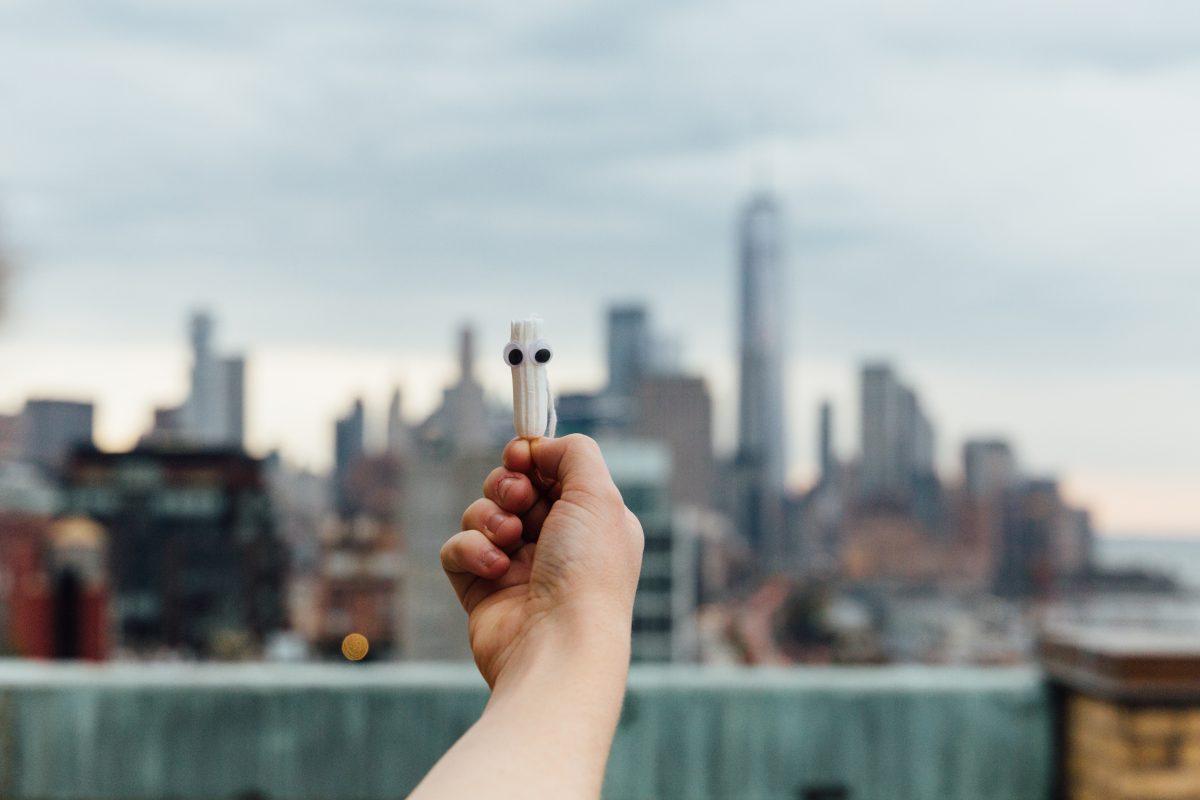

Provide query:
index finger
left=501, top=438, right=533, bottom=474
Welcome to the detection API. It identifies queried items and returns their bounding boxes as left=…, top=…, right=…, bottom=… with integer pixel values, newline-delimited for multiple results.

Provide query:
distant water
left=1096, top=536, right=1200, bottom=590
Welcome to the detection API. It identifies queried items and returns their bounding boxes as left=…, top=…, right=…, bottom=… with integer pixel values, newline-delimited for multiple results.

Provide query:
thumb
left=529, top=434, right=617, bottom=497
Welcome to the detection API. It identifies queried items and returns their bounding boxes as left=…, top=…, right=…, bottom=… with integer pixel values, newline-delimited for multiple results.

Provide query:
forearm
left=409, top=620, right=630, bottom=799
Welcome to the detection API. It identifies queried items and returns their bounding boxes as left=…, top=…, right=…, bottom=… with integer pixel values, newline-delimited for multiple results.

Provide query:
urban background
left=0, top=2, right=1198, bottom=798
left=0, top=200, right=1189, bottom=666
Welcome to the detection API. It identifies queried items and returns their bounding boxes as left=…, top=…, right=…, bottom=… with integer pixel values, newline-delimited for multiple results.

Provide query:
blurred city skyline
left=1, top=0, right=1198, bottom=534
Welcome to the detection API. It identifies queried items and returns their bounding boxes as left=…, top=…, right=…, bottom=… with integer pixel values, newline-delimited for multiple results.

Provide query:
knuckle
left=566, top=433, right=601, bottom=457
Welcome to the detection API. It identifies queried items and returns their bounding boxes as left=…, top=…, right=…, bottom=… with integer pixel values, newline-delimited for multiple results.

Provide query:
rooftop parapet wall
left=0, top=661, right=1051, bottom=800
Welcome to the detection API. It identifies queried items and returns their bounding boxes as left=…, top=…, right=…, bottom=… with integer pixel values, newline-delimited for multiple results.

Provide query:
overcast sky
left=1, top=1, right=1198, bottom=533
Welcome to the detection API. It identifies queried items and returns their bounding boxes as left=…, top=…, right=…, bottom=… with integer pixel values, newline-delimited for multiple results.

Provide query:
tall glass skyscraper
left=180, top=311, right=245, bottom=448
left=606, top=304, right=650, bottom=398
left=734, top=191, right=787, bottom=559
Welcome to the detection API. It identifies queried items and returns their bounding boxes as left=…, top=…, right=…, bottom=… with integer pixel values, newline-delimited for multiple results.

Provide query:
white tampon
left=504, top=316, right=556, bottom=439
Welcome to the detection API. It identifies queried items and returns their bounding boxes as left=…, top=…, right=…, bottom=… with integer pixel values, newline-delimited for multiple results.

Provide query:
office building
left=148, top=312, right=246, bottom=449
left=182, top=312, right=245, bottom=447
left=734, top=191, right=787, bottom=559
left=385, top=387, right=410, bottom=457
left=556, top=391, right=632, bottom=439
left=859, top=363, right=937, bottom=503
left=600, top=438, right=696, bottom=662
left=0, top=412, right=21, bottom=460
left=606, top=304, right=650, bottom=399
left=995, top=478, right=1061, bottom=598
left=789, top=402, right=846, bottom=575
left=20, top=399, right=94, bottom=471
left=860, top=363, right=905, bottom=500
left=963, top=439, right=1016, bottom=500
left=633, top=374, right=714, bottom=509
left=400, top=447, right=492, bottom=662
left=958, top=438, right=1018, bottom=587
left=333, top=398, right=366, bottom=518
left=60, top=446, right=287, bottom=657
left=418, top=325, right=491, bottom=453
left=1054, top=506, right=1093, bottom=579
left=818, top=400, right=836, bottom=480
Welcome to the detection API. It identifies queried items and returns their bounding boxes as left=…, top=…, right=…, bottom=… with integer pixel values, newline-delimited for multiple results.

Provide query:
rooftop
left=0, top=661, right=1050, bottom=800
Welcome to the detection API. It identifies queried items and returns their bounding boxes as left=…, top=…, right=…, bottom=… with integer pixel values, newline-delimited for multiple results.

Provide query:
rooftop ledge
left=0, top=660, right=1052, bottom=800
left=0, top=658, right=1043, bottom=691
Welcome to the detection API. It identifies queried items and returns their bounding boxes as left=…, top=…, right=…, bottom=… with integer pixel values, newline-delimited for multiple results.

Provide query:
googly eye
left=531, top=339, right=553, bottom=364
left=503, top=342, right=525, bottom=366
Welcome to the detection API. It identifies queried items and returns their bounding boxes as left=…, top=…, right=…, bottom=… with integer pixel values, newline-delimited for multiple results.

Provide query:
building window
left=632, top=615, right=671, bottom=633
left=638, top=575, right=672, bottom=593
left=643, top=536, right=671, bottom=554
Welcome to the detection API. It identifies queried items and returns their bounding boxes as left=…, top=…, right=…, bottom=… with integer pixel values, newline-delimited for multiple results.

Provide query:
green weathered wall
left=0, top=661, right=1051, bottom=800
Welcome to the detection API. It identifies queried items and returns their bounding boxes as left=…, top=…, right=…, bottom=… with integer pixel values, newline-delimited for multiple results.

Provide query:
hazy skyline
left=1, top=1, right=1198, bottom=533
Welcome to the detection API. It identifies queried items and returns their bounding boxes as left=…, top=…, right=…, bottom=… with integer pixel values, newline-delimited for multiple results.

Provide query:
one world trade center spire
left=734, top=190, right=787, bottom=562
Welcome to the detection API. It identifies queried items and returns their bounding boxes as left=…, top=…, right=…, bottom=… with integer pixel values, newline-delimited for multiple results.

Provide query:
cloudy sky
left=1, top=1, right=1197, bottom=533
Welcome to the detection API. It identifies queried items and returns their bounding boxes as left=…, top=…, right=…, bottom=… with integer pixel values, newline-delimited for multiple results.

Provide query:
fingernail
left=480, top=548, right=500, bottom=568
left=498, top=477, right=517, bottom=501
left=487, top=513, right=509, bottom=534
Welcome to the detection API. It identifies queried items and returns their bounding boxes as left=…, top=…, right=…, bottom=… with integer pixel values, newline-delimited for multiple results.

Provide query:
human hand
left=416, top=435, right=642, bottom=799
left=440, top=434, right=644, bottom=690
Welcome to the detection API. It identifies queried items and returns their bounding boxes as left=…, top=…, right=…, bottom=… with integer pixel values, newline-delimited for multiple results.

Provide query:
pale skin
left=409, top=434, right=645, bottom=800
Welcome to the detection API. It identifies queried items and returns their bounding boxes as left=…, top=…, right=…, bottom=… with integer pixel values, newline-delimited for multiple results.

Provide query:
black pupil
left=507, top=348, right=523, bottom=366
left=535, top=348, right=551, bottom=364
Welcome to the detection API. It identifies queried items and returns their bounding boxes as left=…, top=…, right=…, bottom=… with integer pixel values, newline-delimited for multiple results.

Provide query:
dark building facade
left=61, top=447, right=287, bottom=657
left=995, top=479, right=1060, bottom=598
left=333, top=398, right=366, bottom=518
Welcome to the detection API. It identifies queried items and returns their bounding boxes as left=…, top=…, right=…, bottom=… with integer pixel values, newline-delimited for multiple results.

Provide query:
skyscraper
left=418, top=325, right=491, bottom=453
left=634, top=374, right=714, bottom=509
left=734, top=191, right=787, bottom=558
left=385, top=387, right=409, bottom=457
left=153, top=311, right=246, bottom=449
left=333, top=398, right=365, bottom=517
left=995, top=478, right=1061, bottom=598
left=818, top=400, right=835, bottom=480
left=859, top=363, right=936, bottom=502
left=859, top=362, right=942, bottom=531
left=963, top=439, right=1016, bottom=501
left=606, top=304, right=650, bottom=398
left=860, top=363, right=903, bottom=499
left=187, top=312, right=220, bottom=441
left=222, top=355, right=245, bottom=447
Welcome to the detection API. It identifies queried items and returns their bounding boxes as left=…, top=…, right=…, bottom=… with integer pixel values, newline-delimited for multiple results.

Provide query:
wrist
left=489, top=604, right=631, bottom=703
left=477, top=611, right=629, bottom=796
